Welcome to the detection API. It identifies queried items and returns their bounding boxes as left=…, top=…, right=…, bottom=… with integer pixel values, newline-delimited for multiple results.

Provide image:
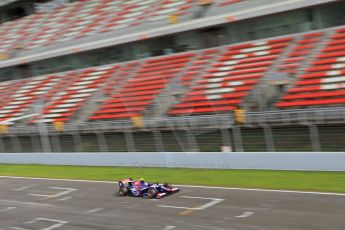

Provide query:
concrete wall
left=1, top=152, right=345, bottom=171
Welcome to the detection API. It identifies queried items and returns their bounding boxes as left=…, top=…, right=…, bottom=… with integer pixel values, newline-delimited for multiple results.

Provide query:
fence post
left=263, top=125, right=275, bottom=151
left=221, top=128, right=232, bottom=151
left=72, top=133, right=83, bottom=152
left=34, top=103, right=52, bottom=153
left=31, top=135, right=42, bottom=152
left=51, top=134, right=61, bottom=152
left=0, top=136, right=5, bottom=152
left=309, top=124, right=321, bottom=151
left=171, top=130, right=188, bottom=152
left=125, top=131, right=136, bottom=152
left=232, top=126, right=244, bottom=152
left=39, top=126, right=51, bottom=152
left=96, top=132, right=108, bottom=152
left=153, top=130, right=164, bottom=152
left=11, top=136, right=22, bottom=153
left=186, top=130, right=199, bottom=152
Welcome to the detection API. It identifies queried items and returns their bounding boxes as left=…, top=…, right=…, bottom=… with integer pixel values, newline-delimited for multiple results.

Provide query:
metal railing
left=1, top=108, right=345, bottom=153
left=3, top=107, right=345, bottom=134
left=1, top=122, right=345, bottom=153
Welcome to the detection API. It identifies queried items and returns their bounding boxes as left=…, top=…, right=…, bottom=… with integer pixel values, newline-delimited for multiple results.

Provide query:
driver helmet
left=139, top=178, right=146, bottom=186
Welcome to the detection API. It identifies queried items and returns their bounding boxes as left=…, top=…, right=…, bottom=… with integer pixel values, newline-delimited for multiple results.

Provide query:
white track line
left=180, top=196, right=222, bottom=200
left=10, top=227, right=30, bottom=230
left=1, top=176, right=345, bottom=196
left=178, top=185, right=345, bottom=196
left=0, top=206, right=16, bottom=212
left=29, top=187, right=77, bottom=199
left=0, top=199, right=53, bottom=208
left=13, top=186, right=31, bottom=191
left=58, top=197, right=72, bottom=201
left=197, top=199, right=224, bottom=210
left=158, top=205, right=196, bottom=210
left=178, top=196, right=224, bottom=210
left=158, top=196, right=224, bottom=210
left=25, top=218, right=68, bottom=230
left=87, top=208, right=104, bottom=213
left=235, top=211, right=254, bottom=218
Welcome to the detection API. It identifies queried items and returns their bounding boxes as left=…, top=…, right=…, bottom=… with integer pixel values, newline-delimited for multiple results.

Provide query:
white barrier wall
left=1, top=152, right=345, bottom=171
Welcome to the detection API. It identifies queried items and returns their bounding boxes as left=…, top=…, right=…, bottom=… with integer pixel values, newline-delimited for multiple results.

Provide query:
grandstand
left=0, top=0, right=344, bottom=153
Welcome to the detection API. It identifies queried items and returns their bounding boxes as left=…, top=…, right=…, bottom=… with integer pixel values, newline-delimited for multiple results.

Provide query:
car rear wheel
left=147, top=188, right=157, bottom=199
left=118, top=187, right=129, bottom=197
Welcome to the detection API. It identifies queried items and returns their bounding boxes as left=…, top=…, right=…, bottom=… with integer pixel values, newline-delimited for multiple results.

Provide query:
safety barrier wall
left=1, top=152, right=345, bottom=171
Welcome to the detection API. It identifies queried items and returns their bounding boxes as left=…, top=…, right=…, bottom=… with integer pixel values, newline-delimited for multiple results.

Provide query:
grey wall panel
left=0, top=152, right=344, bottom=171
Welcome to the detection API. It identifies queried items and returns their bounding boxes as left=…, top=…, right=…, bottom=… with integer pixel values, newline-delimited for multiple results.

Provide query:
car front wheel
left=118, top=187, right=129, bottom=197
left=147, top=188, right=157, bottom=199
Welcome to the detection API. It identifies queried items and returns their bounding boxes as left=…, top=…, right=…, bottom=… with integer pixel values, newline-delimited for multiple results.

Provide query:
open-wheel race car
left=117, top=178, right=179, bottom=199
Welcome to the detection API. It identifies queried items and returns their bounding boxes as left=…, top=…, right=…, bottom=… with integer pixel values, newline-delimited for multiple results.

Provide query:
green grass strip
left=0, top=164, right=345, bottom=193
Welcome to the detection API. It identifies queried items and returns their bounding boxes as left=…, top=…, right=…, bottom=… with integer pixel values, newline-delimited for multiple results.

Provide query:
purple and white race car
left=117, top=178, right=179, bottom=199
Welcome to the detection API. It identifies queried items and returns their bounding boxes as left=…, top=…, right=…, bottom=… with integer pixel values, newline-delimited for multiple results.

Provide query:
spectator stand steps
left=72, top=64, right=124, bottom=123
left=169, top=36, right=293, bottom=116
left=270, top=31, right=333, bottom=110
left=166, top=47, right=226, bottom=116
left=147, top=48, right=222, bottom=118
left=243, top=35, right=296, bottom=111
left=89, top=52, right=195, bottom=121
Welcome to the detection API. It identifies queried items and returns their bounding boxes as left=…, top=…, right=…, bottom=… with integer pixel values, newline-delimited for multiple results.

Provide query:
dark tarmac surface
left=0, top=177, right=344, bottom=230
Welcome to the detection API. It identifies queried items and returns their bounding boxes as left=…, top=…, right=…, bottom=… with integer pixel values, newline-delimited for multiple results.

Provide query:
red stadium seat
left=169, top=37, right=292, bottom=115
left=277, top=28, right=345, bottom=109
left=89, top=53, right=194, bottom=120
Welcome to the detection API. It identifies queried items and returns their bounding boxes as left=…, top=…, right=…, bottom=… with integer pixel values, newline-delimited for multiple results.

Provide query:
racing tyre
left=147, top=188, right=157, bottom=199
left=118, top=187, right=129, bottom=197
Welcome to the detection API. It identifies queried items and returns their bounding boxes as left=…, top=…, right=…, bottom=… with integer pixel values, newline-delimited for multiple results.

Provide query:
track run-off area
left=0, top=176, right=344, bottom=230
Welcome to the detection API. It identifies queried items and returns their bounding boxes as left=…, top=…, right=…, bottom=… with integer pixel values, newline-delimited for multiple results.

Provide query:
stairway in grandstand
left=169, top=36, right=293, bottom=115
left=89, top=52, right=196, bottom=120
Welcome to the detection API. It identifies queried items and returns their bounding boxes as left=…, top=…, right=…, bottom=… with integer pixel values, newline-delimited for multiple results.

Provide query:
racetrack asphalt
left=0, top=177, right=344, bottom=230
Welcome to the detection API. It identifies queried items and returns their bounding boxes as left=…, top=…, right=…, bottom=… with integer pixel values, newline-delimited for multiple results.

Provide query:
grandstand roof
left=0, top=0, right=20, bottom=8
left=0, top=0, right=339, bottom=69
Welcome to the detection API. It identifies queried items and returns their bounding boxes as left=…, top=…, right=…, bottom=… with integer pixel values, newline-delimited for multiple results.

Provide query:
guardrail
left=3, top=107, right=345, bottom=135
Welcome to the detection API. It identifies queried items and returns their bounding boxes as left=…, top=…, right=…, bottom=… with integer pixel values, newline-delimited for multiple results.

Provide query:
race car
left=117, top=178, right=179, bottom=199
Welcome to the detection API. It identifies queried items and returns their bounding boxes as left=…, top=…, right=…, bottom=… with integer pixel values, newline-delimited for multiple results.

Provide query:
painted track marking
left=163, top=226, right=176, bottom=230
left=180, top=196, right=224, bottom=210
left=25, top=218, right=68, bottom=230
left=158, top=205, right=196, bottom=210
left=1, top=176, right=345, bottom=196
left=87, top=208, right=104, bottom=213
left=14, top=186, right=32, bottom=191
left=29, top=187, right=77, bottom=200
left=9, top=228, right=30, bottom=230
left=159, top=196, right=224, bottom=216
left=58, top=197, right=72, bottom=201
left=159, top=196, right=224, bottom=210
left=0, top=199, right=53, bottom=208
left=0, top=206, right=16, bottom=212
left=235, top=212, right=254, bottom=218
